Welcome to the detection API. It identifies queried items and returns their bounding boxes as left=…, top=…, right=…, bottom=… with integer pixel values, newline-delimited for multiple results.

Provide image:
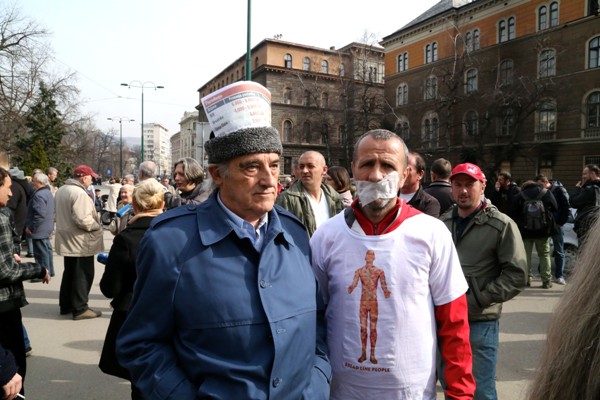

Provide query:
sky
left=16, top=0, right=441, bottom=138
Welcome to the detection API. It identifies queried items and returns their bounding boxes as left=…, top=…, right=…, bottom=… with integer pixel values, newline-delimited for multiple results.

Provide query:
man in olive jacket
left=276, top=151, right=343, bottom=237
left=440, top=163, right=527, bottom=400
left=55, top=165, right=104, bottom=320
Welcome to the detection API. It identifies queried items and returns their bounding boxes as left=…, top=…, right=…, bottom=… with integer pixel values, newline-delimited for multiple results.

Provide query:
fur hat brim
left=204, top=126, right=282, bottom=164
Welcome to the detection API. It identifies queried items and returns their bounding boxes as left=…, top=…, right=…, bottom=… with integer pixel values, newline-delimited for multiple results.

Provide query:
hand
left=25, top=227, right=32, bottom=235
left=576, top=180, right=582, bottom=188
left=42, top=269, right=51, bottom=284
left=494, top=181, right=501, bottom=191
left=13, top=254, right=22, bottom=263
left=2, top=372, right=22, bottom=400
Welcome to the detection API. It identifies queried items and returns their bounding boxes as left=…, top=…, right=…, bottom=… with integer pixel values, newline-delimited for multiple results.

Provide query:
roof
left=383, top=0, right=474, bottom=41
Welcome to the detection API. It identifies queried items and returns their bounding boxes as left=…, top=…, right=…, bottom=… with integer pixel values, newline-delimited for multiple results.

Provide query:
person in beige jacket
left=55, top=165, right=104, bottom=320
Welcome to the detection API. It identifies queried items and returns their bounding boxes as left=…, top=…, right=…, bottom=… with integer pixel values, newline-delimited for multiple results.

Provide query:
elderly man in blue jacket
left=117, top=81, right=331, bottom=400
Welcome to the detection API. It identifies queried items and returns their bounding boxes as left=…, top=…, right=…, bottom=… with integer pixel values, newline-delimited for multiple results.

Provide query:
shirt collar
left=216, top=193, right=268, bottom=249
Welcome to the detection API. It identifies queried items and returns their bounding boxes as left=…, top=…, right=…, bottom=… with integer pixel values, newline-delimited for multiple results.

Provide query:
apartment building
left=196, top=38, right=385, bottom=174
left=381, top=0, right=600, bottom=187
left=142, top=122, right=171, bottom=177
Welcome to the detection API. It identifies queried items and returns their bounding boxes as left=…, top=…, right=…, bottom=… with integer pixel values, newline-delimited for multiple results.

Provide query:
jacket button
left=272, top=377, right=282, bottom=387
left=260, top=280, right=269, bottom=288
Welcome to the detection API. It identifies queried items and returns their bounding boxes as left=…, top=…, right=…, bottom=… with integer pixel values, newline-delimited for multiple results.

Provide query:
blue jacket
left=26, top=186, right=55, bottom=239
left=117, top=192, right=331, bottom=400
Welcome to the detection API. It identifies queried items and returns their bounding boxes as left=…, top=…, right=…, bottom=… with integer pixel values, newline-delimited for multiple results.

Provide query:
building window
left=539, top=49, right=556, bottom=78
left=536, top=100, right=557, bottom=139
left=465, top=68, right=478, bottom=94
left=473, top=29, right=480, bottom=50
left=397, top=52, right=408, bottom=72
left=465, top=110, right=479, bottom=136
left=321, top=60, right=329, bottom=74
left=499, top=17, right=516, bottom=42
left=284, top=53, right=292, bottom=68
left=368, top=67, right=378, bottom=82
left=589, top=0, right=600, bottom=15
left=303, top=57, right=310, bottom=71
left=396, top=118, right=410, bottom=141
left=303, top=90, right=311, bottom=106
left=303, top=122, right=311, bottom=142
left=589, top=36, right=600, bottom=69
left=424, top=76, right=437, bottom=100
left=422, top=115, right=439, bottom=148
left=550, top=2, right=559, bottom=27
left=586, top=91, right=600, bottom=137
left=321, top=124, right=329, bottom=144
left=339, top=125, right=347, bottom=145
left=283, top=120, right=293, bottom=142
left=499, top=59, right=514, bottom=86
left=538, top=6, right=548, bottom=30
left=339, top=63, right=345, bottom=76
left=425, top=42, right=438, bottom=64
left=254, top=57, right=259, bottom=69
left=284, top=87, right=292, bottom=104
left=500, top=107, right=515, bottom=136
left=322, top=92, right=329, bottom=108
left=396, top=83, right=408, bottom=106
left=465, top=29, right=480, bottom=51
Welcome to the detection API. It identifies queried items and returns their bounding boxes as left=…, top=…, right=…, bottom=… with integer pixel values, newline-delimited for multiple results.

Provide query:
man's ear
left=208, top=165, right=223, bottom=185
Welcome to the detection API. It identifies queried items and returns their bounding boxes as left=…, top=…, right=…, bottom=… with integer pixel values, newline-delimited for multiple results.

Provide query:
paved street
left=20, top=229, right=565, bottom=399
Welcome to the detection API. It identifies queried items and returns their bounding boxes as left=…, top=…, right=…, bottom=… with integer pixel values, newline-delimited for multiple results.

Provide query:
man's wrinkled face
left=451, top=174, right=484, bottom=213
left=351, top=135, right=406, bottom=211
left=0, top=176, right=12, bottom=207
left=213, top=153, right=280, bottom=225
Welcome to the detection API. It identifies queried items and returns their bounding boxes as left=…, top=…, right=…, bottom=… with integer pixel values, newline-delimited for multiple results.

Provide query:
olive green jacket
left=440, top=202, right=527, bottom=322
left=275, top=181, right=343, bottom=237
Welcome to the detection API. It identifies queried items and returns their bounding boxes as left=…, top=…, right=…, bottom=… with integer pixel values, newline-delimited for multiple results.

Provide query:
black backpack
left=519, top=189, right=551, bottom=234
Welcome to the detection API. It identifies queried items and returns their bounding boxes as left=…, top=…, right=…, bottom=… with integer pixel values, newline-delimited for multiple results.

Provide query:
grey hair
left=208, top=162, right=229, bottom=192
left=174, top=157, right=204, bottom=185
left=47, top=167, right=58, bottom=175
left=353, top=129, right=409, bottom=170
left=33, top=173, right=49, bottom=186
left=139, top=161, right=156, bottom=179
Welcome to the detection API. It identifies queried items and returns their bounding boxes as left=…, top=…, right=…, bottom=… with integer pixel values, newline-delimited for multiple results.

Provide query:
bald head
left=298, top=151, right=327, bottom=193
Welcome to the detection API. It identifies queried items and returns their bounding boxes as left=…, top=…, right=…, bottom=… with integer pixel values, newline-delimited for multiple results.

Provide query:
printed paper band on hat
left=201, top=81, right=272, bottom=137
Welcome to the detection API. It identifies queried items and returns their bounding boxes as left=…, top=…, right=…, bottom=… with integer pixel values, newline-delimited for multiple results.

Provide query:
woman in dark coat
left=99, top=178, right=164, bottom=399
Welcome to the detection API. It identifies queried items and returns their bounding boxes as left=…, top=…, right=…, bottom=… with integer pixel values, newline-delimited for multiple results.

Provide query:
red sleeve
left=435, top=294, right=475, bottom=400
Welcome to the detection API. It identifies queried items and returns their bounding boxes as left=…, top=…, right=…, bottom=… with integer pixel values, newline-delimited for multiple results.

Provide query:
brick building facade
left=196, top=39, right=385, bottom=175
left=381, top=0, right=600, bottom=188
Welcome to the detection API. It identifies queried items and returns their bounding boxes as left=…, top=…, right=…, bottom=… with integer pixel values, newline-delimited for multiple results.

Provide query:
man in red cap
left=55, top=165, right=104, bottom=320
left=440, top=162, right=527, bottom=400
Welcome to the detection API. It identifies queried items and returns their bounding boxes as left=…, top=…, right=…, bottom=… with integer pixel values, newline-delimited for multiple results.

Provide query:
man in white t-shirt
left=310, top=129, right=475, bottom=400
left=276, top=151, right=343, bottom=237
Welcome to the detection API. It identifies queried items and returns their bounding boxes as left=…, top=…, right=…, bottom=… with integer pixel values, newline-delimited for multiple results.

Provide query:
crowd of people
left=1, top=80, right=599, bottom=399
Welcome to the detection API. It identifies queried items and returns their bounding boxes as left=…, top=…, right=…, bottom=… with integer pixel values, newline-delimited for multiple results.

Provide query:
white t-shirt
left=305, top=189, right=330, bottom=230
left=310, top=208, right=467, bottom=400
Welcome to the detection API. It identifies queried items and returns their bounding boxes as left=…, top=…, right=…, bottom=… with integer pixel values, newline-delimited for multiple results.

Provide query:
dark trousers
left=59, top=256, right=95, bottom=315
left=0, top=308, right=26, bottom=396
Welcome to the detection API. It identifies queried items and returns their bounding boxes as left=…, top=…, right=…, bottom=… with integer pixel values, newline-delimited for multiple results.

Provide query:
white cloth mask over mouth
left=354, top=171, right=400, bottom=206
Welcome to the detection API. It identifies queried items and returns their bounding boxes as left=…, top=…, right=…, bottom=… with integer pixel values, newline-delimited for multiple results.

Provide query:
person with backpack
left=514, top=180, right=558, bottom=288
left=536, top=176, right=571, bottom=284
left=570, top=164, right=600, bottom=245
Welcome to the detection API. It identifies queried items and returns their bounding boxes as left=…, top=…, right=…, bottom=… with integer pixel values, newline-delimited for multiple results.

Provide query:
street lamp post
left=107, top=117, right=134, bottom=178
left=120, top=81, right=164, bottom=163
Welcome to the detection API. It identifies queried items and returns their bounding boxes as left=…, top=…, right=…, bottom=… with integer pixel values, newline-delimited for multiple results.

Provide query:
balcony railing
left=535, top=131, right=556, bottom=141
left=584, top=127, right=600, bottom=138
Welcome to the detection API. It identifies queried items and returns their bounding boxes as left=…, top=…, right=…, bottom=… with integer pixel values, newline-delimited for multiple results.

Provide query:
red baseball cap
left=73, top=165, right=99, bottom=178
left=450, top=163, right=486, bottom=183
